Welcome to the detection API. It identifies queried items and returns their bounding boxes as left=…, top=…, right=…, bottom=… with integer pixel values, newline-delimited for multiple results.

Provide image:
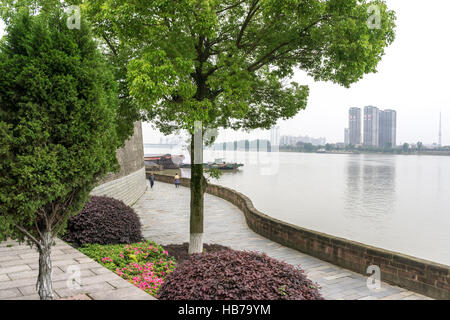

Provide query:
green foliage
left=74, top=0, right=396, bottom=137
left=79, top=241, right=176, bottom=296
left=278, top=285, right=287, bottom=296
left=0, top=8, right=120, bottom=246
left=402, top=142, right=410, bottom=152
left=417, top=141, right=423, bottom=151
left=0, top=0, right=62, bottom=24
left=66, top=0, right=396, bottom=251
left=204, top=167, right=222, bottom=181
left=0, top=0, right=140, bottom=143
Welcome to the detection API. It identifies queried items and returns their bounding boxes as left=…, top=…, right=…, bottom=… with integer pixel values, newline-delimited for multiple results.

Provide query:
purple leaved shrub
left=157, top=249, right=323, bottom=300
left=62, top=196, right=143, bottom=247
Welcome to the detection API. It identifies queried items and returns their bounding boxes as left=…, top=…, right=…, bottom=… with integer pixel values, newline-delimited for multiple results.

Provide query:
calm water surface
left=146, top=147, right=450, bottom=265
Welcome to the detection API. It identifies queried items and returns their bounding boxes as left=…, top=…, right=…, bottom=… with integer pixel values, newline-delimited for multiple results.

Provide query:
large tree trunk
left=37, top=231, right=54, bottom=300
left=189, top=135, right=204, bottom=254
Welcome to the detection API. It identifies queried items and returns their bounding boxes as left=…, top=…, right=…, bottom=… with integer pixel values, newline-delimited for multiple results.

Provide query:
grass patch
left=79, top=241, right=176, bottom=297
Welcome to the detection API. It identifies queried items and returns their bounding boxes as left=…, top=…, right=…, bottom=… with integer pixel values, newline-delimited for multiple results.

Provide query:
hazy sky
left=1, top=0, right=449, bottom=145
left=150, top=0, right=450, bottom=145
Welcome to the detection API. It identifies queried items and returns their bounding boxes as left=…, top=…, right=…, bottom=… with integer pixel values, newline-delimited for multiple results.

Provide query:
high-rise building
left=439, top=111, right=442, bottom=147
left=363, top=106, right=380, bottom=147
left=349, top=107, right=361, bottom=146
left=270, top=126, right=280, bottom=147
left=344, top=128, right=349, bottom=146
left=379, top=109, right=397, bottom=148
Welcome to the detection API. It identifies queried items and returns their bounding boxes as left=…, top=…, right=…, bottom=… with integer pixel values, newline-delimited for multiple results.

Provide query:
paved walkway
left=0, top=239, right=154, bottom=300
left=134, top=182, right=432, bottom=300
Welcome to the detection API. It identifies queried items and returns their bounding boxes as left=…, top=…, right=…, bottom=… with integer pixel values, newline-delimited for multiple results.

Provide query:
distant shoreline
left=277, top=149, right=450, bottom=157
left=145, top=145, right=450, bottom=157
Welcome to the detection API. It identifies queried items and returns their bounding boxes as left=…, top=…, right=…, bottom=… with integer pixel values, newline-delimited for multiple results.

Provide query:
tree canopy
left=71, top=0, right=396, bottom=253
left=1, top=0, right=142, bottom=143
left=74, top=0, right=396, bottom=136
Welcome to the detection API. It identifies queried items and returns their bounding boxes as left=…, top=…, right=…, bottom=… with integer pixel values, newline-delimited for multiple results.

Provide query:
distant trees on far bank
left=210, top=140, right=450, bottom=155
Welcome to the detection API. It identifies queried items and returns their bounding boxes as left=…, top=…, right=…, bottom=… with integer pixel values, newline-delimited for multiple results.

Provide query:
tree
left=1, top=0, right=141, bottom=143
left=402, top=143, right=410, bottom=153
left=383, top=142, right=392, bottom=150
left=417, top=141, right=423, bottom=152
left=303, top=143, right=315, bottom=152
left=76, top=0, right=396, bottom=254
left=0, top=9, right=120, bottom=299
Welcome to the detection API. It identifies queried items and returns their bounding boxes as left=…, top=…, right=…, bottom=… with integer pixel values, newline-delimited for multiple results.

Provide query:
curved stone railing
left=149, top=172, right=450, bottom=299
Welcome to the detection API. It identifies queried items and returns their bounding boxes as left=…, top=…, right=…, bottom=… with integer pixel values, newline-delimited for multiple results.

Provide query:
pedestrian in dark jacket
left=149, top=173, right=155, bottom=189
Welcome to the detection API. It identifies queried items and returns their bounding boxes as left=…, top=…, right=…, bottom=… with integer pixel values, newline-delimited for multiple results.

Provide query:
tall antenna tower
left=439, top=111, right=442, bottom=147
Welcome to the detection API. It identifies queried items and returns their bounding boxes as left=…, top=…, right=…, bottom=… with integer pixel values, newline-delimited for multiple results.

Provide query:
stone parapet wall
left=92, top=167, right=147, bottom=206
left=91, top=121, right=147, bottom=206
left=98, top=122, right=145, bottom=184
left=151, top=173, right=450, bottom=300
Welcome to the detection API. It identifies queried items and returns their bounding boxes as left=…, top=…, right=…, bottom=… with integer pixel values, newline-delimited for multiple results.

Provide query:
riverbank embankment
left=149, top=172, right=449, bottom=300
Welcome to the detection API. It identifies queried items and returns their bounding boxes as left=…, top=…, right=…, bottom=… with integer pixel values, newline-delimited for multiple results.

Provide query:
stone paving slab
left=0, top=239, right=155, bottom=300
left=133, top=182, right=433, bottom=300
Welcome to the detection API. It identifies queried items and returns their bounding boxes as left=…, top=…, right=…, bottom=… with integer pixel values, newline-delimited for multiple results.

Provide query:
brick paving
left=134, top=181, right=432, bottom=300
left=0, top=239, right=155, bottom=300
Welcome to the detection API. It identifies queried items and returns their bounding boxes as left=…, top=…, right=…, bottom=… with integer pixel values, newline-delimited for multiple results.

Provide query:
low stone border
left=150, top=172, right=450, bottom=300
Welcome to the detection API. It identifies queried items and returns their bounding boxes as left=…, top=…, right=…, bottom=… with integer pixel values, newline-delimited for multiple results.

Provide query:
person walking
left=149, top=173, right=155, bottom=189
left=174, top=173, right=180, bottom=188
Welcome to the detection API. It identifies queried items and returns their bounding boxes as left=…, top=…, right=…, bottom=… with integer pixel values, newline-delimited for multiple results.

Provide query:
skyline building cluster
left=279, top=135, right=326, bottom=147
left=345, top=106, right=397, bottom=148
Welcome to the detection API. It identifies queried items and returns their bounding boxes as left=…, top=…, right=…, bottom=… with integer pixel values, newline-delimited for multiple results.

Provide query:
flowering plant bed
left=79, top=241, right=176, bottom=297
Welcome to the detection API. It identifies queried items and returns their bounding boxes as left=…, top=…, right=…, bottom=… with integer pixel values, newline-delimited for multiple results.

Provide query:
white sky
left=1, top=0, right=449, bottom=145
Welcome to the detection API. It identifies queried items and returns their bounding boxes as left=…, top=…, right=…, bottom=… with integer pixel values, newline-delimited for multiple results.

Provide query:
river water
left=145, top=146, right=450, bottom=266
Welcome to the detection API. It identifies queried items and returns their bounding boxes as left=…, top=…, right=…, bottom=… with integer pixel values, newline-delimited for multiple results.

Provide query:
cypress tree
left=0, top=8, right=120, bottom=299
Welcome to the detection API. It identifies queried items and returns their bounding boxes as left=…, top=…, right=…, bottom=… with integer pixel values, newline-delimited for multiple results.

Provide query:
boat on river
left=181, top=158, right=244, bottom=170
left=144, top=154, right=185, bottom=169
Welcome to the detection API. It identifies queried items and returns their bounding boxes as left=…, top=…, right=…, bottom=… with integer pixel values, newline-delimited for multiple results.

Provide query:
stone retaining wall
left=91, top=122, right=147, bottom=206
left=98, top=121, right=145, bottom=184
left=91, top=167, right=147, bottom=206
left=151, top=173, right=450, bottom=300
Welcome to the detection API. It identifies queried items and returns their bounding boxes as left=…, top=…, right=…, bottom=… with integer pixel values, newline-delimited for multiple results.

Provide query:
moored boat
left=144, top=154, right=185, bottom=169
left=180, top=158, right=244, bottom=170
